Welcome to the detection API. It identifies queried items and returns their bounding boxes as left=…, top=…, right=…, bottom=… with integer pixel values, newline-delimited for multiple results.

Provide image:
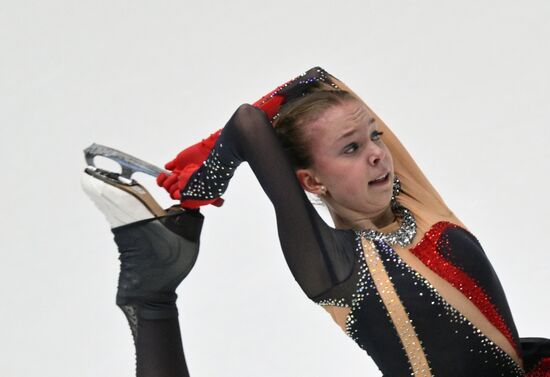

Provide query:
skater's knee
left=112, top=212, right=203, bottom=316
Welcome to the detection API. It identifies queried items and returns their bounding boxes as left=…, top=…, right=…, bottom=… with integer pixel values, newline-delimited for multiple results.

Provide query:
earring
left=310, top=195, right=324, bottom=206
left=309, top=185, right=327, bottom=206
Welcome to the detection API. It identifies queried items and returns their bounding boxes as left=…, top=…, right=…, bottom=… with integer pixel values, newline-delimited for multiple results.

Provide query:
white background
left=1, top=1, right=549, bottom=376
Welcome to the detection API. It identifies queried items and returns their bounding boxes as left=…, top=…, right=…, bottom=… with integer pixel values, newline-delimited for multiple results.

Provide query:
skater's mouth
left=368, top=172, right=390, bottom=185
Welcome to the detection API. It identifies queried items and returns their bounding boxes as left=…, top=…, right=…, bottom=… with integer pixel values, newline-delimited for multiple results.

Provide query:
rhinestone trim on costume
left=359, top=202, right=416, bottom=247
left=359, top=176, right=417, bottom=248
left=409, top=221, right=520, bottom=355
left=344, top=234, right=374, bottom=343
left=317, top=298, right=349, bottom=307
left=342, top=233, right=524, bottom=375
left=180, top=143, right=237, bottom=200
left=256, top=67, right=341, bottom=123
left=360, top=237, right=433, bottom=376
left=526, top=357, right=550, bottom=377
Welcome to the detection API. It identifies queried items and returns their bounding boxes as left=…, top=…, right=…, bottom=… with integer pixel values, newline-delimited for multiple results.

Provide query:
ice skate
left=81, top=143, right=204, bottom=340
left=82, top=143, right=171, bottom=225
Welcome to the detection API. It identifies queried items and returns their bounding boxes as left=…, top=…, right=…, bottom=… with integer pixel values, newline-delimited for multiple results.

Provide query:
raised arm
left=177, top=103, right=357, bottom=300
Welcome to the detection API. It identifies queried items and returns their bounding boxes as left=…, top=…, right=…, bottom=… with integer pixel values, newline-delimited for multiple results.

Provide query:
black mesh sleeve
left=181, top=104, right=356, bottom=299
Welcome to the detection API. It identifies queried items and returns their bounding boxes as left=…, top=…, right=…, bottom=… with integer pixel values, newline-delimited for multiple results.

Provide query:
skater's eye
left=371, top=130, right=384, bottom=141
left=343, top=142, right=360, bottom=154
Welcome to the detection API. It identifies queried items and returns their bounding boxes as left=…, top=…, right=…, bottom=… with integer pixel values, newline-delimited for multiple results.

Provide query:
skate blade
left=84, top=143, right=168, bottom=180
left=83, top=143, right=171, bottom=218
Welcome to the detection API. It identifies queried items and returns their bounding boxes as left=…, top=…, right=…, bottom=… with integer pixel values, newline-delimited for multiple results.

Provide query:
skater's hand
left=157, top=129, right=225, bottom=209
left=163, top=129, right=222, bottom=172
left=157, top=165, right=197, bottom=200
left=157, top=167, right=225, bottom=209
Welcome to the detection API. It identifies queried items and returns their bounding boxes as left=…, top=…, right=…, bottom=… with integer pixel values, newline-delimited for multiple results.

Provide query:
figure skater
left=84, top=67, right=550, bottom=376
left=82, top=160, right=203, bottom=377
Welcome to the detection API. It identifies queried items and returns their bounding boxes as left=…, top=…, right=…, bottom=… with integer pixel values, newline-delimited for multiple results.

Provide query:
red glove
left=157, top=78, right=287, bottom=208
left=164, top=129, right=222, bottom=171
left=157, top=130, right=224, bottom=209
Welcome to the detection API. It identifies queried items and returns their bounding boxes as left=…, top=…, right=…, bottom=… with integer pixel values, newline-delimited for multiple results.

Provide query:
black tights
left=112, top=209, right=203, bottom=377
left=134, top=317, right=189, bottom=377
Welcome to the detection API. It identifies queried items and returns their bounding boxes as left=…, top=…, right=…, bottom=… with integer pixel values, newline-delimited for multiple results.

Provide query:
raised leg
left=81, top=165, right=202, bottom=377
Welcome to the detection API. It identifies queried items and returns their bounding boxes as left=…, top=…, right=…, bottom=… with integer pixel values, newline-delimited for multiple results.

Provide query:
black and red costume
left=155, top=67, right=550, bottom=376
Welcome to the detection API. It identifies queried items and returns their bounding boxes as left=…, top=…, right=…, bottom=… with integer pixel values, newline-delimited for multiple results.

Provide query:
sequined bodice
left=316, top=221, right=524, bottom=376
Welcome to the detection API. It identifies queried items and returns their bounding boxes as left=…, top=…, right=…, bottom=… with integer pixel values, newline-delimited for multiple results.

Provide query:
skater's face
left=296, top=99, right=394, bottom=226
